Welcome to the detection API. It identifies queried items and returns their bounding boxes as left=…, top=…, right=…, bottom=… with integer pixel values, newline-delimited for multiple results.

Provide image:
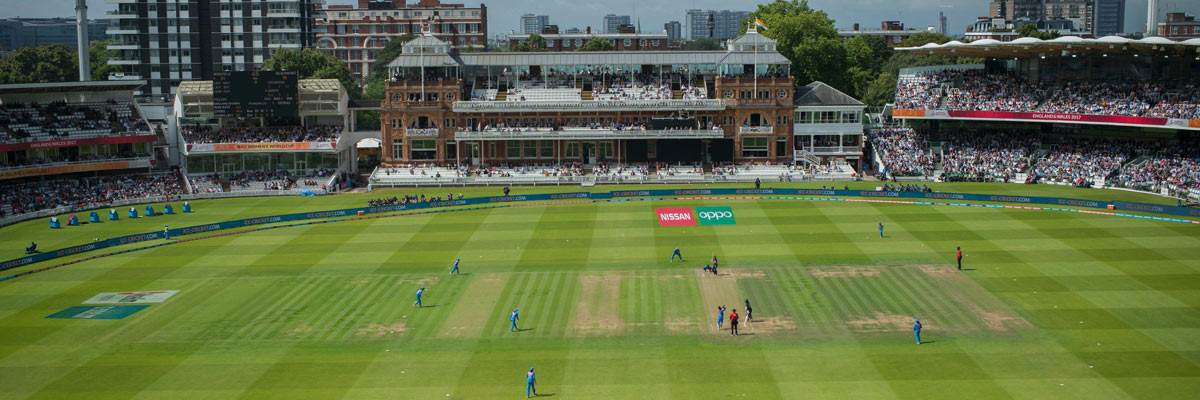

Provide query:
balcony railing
left=454, top=128, right=725, bottom=141
left=738, top=126, right=774, bottom=134
left=452, top=99, right=725, bottom=113
left=406, top=128, right=440, bottom=137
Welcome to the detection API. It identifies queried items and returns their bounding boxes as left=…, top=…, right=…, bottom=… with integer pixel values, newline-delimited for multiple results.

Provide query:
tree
left=89, top=41, right=118, bottom=81
left=578, top=37, right=614, bottom=51
left=513, top=34, right=546, bottom=52
left=369, top=35, right=412, bottom=81
left=0, top=45, right=77, bottom=84
left=1015, top=24, right=1060, bottom=40
left=263, top=48, right=360, bottom=99
left=862, top=71, right=898, bottom=106
left=746, top=0, right=850, bottom=90
left=683, top=38, right=722, bottom=50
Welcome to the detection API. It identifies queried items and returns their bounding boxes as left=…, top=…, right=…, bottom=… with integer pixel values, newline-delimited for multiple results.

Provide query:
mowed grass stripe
left=660, top=271, right=705, bottom=334
left=22, top=228, right=313, bottom=399
left=439, top=273, right=510, bottom=338
left=385, top=208, right=495, bottom=273
left=315, top=276, right=396, bottom=341
left=881, top=267, right=967, bottom=331
left=328, top=275, right=402, bottom=341
left=484, top=270, right=535, bottom=336
left=430, top=207, right=547, bottom=337
left=252, top=275, right=366, bottom=340
left=540, top=271, right=579, bottom=337
left=619, top=272, right=665, bottom=335
left=0, top=235, right=249, bottom=395
left=221, top=275, right=322, bottom=341
left=516, top=203, right=598, bottom=271
left=769, top=268, right=829, bottom=335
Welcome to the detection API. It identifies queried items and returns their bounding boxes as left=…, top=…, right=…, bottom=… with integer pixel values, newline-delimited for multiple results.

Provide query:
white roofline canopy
left=896, top=36, right=1200, bottom=58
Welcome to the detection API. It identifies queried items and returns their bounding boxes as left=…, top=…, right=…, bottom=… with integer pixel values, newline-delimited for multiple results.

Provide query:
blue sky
left=11, top=0, right=1200, bottom=36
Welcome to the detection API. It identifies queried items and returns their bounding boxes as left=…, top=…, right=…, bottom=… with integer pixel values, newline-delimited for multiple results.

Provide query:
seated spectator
left=870, top=127, right=936, bottom=177
left=181, top=125, right=342, bottom=144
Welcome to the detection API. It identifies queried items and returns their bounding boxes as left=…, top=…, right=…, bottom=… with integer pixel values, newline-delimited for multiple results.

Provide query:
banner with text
left=186, top=141, right=336, bottom=154
left=0, top=134, right=159, bottom=152
left=696, top=206, right=737, bottom=225
left=656, top=207, right=696, bottom=227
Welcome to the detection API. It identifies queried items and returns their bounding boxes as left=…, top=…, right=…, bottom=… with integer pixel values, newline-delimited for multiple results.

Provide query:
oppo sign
left=655, top=206, right=736, bottom=227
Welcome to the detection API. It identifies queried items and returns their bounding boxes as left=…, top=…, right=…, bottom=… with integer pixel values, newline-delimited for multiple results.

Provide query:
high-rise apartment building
left=603, top=14, right=631, bottom=34
left=664, top=21, right=682, bottom=41
left=105, top=0, right=320, bottom=99
left=521, top=14, right=549, bottom=35
left=1092, top=0, right=1125, bottom=36
left=686, top=9, right=749, bottom=41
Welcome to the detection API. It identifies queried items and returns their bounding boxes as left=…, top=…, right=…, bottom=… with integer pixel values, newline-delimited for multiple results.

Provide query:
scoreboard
left=213, top=71, right=299, bottom=120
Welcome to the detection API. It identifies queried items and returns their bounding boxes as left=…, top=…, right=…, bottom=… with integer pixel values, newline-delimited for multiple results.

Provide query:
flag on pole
left=753, top=18, right=769, bottom=32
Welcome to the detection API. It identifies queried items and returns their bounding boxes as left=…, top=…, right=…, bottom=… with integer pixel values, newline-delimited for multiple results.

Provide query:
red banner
left=0, top=134, right=159, bottom=152
left=1191, top=119, right=1200, bottom=129
left=947, top=110, right=1168, bottom=126
left=656, top=207, right=696, bottom=227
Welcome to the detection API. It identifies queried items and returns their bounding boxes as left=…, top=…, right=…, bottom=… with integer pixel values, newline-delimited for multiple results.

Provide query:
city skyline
left=8, top=0, right=1200, bottom=37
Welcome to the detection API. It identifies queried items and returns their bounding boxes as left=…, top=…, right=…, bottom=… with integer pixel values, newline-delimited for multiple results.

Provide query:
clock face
left=777, top=89, right=788, bottom=98
left=724, top=90, right=733, bottom=98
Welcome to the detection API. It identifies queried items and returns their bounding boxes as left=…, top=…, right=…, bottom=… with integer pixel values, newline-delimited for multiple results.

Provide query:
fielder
left=525, top=367, right=537, bottom=397
left=913, top=317, right=922, bottom=345
left=414, top=287, right=425, bottom=307
left=670, top=247, right=683, bottom=262
left=510, top=308, right=520, bottom=332
left=451, top=257, right=461, bottom=275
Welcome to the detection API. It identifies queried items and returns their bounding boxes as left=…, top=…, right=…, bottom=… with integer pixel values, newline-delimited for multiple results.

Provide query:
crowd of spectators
left=368, top=192, right=460, bottom=207
left=879, top=183, right=933, bottom=192
left=190, top=169, right=334, bottom=193
left=870, top=127, right=936, bottom=177
left=941, top=71, right=1041, bottom=112
left=466, top=163, right=585, bottom=178
left=1114, top=156, right=1200, bottom=194
left=0, top=100, right=150, bottom=143
left=871, top=127, right=1179, bottom=189
left=0, top=174, right=184, bottom=217
left=1035, top=82, right=1156, bottom=116
left=1032, top=139, right=1130, bottom=186
left=1147, top=87, right=1200, bottom=119
left=182, top=125, right=342, bottom=144
left=940, top=130, right=1039, bottom=182
left=894, top=74, right=947, bottom=109
left=895, top=69, right=1200, bottom=119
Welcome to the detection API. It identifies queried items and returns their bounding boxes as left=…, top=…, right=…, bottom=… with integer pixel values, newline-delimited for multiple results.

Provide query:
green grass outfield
left=0, top=184, right=1197, bottom=399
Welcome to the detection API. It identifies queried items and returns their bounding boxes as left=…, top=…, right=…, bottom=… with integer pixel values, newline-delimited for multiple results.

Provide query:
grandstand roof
left=896, top=36, right=1200, bottom=58
left=0, top=80, right=146, bottom=95
left=794, top=81, right=864, bottom=107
